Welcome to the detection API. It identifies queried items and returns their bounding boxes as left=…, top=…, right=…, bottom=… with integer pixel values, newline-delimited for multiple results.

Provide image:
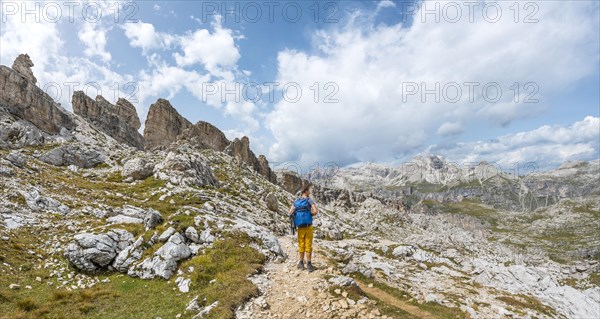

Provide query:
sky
left=1, top=0, right=599, bottom=172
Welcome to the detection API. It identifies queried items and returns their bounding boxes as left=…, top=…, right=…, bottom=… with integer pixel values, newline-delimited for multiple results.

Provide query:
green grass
left=0, top=226, right=267, bottom=319
left=496, top=294, right=557, bottom=317
left=349, top=272, right=466, bottom=319
left=180, top=233, right=266, bottom=319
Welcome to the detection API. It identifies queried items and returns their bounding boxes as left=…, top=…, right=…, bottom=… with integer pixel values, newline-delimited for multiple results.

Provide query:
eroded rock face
left=258, top=155, right=277, bottom=184
left=178, top=121, right=230, bottom=152
left=72, top=91, right=143, bottom=149
left=11, top=54, right=36, bottom=84
left=277, top=171, right=309, bottom=195
left=65, top=229, right=134, bottom=273
left=0, top=57, right=75, bottom=134
left=224, top=136, right=276, bottom=184
left=143, top=99, right=191, bottom=150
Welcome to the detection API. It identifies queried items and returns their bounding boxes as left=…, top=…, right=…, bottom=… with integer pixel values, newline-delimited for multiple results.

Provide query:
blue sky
left=1, top=0, right=599, bottom=171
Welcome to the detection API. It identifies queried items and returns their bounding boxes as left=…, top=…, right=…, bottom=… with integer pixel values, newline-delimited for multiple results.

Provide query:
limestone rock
left=65, top=229, right=134, bottom=272
left=277, top=170, right=310, bottom=195
left=258, top=155, right=277, bottom=184
left=154, top=150, right=217, bottom=187
left=178, top=121, right=230, bottom=151
left=37, top=144, right=105, bottom=168
left=143, top=99, right=191, bottom=150
left=0, top=57, right=75, bottom=134
left=72, top=91, right=143, bottom=149
left=130, top=233, right=192, bottom=279
left=265, top=192, right=278, bottom=212
left=122, top=158, right=155, bottom=180
left=11, top=54, right=36, bottom=84
left=112, top=236, right=145, bottom=272
left=143, top=208, right=163, bottom=229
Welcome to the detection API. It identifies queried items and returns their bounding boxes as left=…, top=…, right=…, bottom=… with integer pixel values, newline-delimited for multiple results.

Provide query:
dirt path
left=354, top=279, right=438, bottom=319
left=236, top=235, right=388, bottom=319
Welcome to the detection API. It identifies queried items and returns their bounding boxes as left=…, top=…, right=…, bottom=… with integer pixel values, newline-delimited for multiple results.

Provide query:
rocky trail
left=237, top=235, right=389, bottom=319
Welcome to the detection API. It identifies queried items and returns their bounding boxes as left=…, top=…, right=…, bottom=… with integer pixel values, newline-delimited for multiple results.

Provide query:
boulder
left=143, top=99, right=191, bottom=150
left=122, top=158, right=155, bottom=180
left=265, top=192, right=278, bottom=212
left=178, top=121, right=230, bottom=151
left=72, top=91, right=144, bottom=149
left=65, top=229, right=134, bottom=272
left=158, top=227, right=177, bottom=242
left=20, top=188, right=69, bottom=215
left=143, top=208, right=163, bottom=229
left=0, top=55, right=75, bottom=134
left=185, top=227, right=200, bottom=243
left=112, top=236, right=145, bottom=272
left=131, top=233, right=192, bottom=279
left=154, top=150, right=217, bottom=187
left=37, top=144, right=105, bottom=168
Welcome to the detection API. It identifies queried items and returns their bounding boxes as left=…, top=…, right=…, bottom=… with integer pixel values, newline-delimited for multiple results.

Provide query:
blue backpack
left=293, top=197, right=313, bottom=228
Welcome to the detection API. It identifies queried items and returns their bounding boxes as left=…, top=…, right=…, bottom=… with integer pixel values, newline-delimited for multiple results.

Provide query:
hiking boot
left=307, top=262, right=316, bottom=272
left=297, top=261, right=304, bottom=270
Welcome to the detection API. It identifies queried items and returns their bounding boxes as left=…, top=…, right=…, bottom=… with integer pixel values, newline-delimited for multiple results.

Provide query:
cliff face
left=72, top=91, right=144, bottom=149
left=143, top=99, right=192, bottom=150
left=0, top=55, right=75, bottom=134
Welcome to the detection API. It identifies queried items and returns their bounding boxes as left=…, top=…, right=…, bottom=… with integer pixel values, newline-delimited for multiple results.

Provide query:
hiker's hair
left=301, top=185, right=311, bottom=195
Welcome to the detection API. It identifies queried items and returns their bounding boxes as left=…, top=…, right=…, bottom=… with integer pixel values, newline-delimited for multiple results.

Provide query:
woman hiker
left=289, top=185, right=317, bottom=272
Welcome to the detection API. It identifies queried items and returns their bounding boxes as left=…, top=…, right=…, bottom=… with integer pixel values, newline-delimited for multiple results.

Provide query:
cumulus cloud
left=78, top=22, right=112, bottom=62
left=426, top=117, right=600, bottom=170
left=266, top=1, right=599, bottom=166
left=121, top=21, right=174, bottom=53
left=173, top=17, right=241, bottom=79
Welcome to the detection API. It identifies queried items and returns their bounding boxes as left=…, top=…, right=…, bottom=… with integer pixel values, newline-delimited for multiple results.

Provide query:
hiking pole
left=289, top=212, right=296, bottom=235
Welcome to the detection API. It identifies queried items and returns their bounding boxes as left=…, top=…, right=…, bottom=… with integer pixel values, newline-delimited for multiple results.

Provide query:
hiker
left=289, top=185, right=317, bottom=272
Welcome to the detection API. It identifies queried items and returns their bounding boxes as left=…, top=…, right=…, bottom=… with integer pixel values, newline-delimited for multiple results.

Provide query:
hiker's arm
left=311, top=204, right=317, bottom=216
left=288, top=204, right=295, bottom=215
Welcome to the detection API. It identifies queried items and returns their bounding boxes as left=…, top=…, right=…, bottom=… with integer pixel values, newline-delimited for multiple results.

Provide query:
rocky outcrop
left=65, top=229, right=134, bottom=273
left=0, top=55, right=75, bottom=134
left=37, top=144, right=106, bottom=168
left=153, top=148, right=218, bottom=187
left=225, top=136, right=276, bottom=184
left=122, top=158, right=155, bottom=181
left=258, top=155, right=277, bottom=184
left=277, top=170, right=310, bottom=195
left=130, top=233, right=192, bottom=279
left=143, top=99, right=191, bottom=150
left=178, top=121, right=230, bottom=152
left=11, top=54, right=37, bottom=84
left=72, top=91, right=143, bottom=149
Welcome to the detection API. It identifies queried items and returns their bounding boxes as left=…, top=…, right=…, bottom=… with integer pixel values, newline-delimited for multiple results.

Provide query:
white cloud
left=426, top=117, right=600, bottom=169
left=173, top=17, right=241, bottom=78
left=78, top=22, right=112, bottom=62
left=377, top=0, right=396, bottom=10
left=437, top=122, right=464, bottom=137
left=266, top=1, right=599, bottom=166
left=121, top=21, right=174, bottom=53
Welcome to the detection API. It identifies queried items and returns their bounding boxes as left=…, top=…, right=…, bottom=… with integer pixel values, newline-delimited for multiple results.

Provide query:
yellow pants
left=297, top=225, right=314, bottom=253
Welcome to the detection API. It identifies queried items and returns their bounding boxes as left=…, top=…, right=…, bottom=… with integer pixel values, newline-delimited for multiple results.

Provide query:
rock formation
left=0, top=55, right=75, bottom=134
left=11, top=54, right=37, bottom=84
left=277, top=170, right=310, bottom=195
left=177, top=121, right=230, bottom=152
left=225, top=136, right=276, bottom=183
left=72, top=91, right=144, bottom=149
left=143, top=99, right=192, bottom=150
